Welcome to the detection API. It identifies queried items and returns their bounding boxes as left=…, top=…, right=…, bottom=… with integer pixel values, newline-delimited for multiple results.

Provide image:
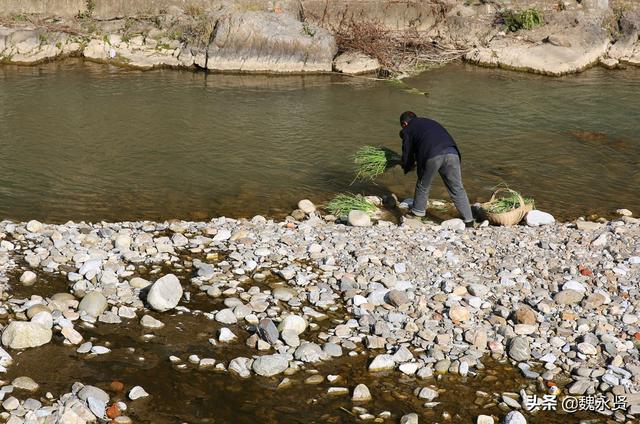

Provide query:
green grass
left=353, top=146, right=401, bottom=181
left=499, top=8, right=543, bottom=32
left=325, top=194, right=377, bottom=217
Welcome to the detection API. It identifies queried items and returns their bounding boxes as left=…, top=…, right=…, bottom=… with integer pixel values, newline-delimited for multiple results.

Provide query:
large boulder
left=2, top=322, right=52, bottom=349
left=147, top=274, right=183, bottom=312
left=204, top=11, right=337, bottom=73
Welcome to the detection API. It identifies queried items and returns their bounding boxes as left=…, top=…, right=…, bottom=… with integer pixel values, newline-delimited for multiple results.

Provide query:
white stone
left=128, top=386, right=149, bottom=400
left=525, top=210, right=555, bottom=227
left=563, top=280, right=586, bottom=293
left=252, top=354, right=289, bottom=377
left=19, top=271, right=37, bottom=285
left=218, top=327, right=237, bottom=342
left=2, top=321, right=52, bottom=349
left=441, top=218, right=465, bottom=231
left=78, top=291, right=108, bottom=317
left=368, top=354, right=395, bottom=372
left=348, top=210, right=372, bottom=227
left=147, top=274, right=183, bottom=312
left=297, top=199, right=316, bottom=214
left=278, top=315, right=307, bottom=335
left=352, top=383, right=372, bottom=401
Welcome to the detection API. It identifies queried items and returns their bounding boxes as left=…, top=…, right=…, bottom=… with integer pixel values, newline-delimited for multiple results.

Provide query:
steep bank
left=1, top=0, right=639, bottom=75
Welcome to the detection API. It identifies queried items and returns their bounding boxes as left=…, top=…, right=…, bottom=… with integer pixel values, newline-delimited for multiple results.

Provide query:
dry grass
left=335, top=20, right=468, bottom=75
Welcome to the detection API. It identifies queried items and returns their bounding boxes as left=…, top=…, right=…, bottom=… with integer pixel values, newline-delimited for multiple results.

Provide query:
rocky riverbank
left=0, top=201, right=638, bottom=423
left=0, top=0, right=639, bottom=76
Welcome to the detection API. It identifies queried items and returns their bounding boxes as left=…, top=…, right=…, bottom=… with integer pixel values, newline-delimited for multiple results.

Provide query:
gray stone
left=508, top=337, right=531, bottom=362
left=258, top=318, right=279, bottom=344
left=278, top=315, right=307, bottom=335
left=503, top=410, right=526, bottom=424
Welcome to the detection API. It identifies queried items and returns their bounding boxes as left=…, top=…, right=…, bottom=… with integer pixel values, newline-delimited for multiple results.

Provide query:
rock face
left=205, top=11, right=336, bottom=73
left=147, top=274, right=183, bottom=312
left=333, top=51, right=380, bottom=74
left=1, top=321, right=52, bottom=349
left=465, top=19, right=611, bottom=76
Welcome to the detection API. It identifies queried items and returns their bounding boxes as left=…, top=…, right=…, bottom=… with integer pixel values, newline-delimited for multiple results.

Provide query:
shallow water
left=0, top=60, right=638, bottom=222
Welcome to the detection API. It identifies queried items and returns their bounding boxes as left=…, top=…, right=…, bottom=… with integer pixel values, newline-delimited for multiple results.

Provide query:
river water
left=1, top=59, right=638, bottom=222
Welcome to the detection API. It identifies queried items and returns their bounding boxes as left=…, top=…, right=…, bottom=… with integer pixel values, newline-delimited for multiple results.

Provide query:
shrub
left=498, top=8, right=543, bottom=32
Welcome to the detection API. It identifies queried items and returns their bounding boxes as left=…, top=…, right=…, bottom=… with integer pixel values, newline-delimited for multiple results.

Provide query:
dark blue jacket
left=400, top=117, right=460, bottom=179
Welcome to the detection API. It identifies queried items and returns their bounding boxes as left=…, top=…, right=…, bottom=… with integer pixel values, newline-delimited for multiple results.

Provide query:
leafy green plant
left=325, top=194, right=377, bottom=217
left=498, top=8, right=543, bottom=32
left=353, top=146, right=401, bottom=181
left=302, top=23, right=316, bottom=37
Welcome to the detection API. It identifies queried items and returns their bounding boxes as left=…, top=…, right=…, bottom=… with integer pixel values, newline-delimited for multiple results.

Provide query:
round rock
left=147, top=274, right=183, bottom=312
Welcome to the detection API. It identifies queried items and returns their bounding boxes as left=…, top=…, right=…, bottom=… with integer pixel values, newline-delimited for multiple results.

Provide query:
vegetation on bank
left=325, top=194, right=377, bottom=217
left=496, top=8, right=543, bottom=32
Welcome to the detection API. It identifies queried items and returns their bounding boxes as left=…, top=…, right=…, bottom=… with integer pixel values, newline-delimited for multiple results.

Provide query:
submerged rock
left=78, top=291, right=108, bottom=317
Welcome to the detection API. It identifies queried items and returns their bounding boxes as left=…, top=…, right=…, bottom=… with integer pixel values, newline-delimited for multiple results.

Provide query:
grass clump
left=325, top=194, right=377, bottom=217
left=498, top=8, right=543, bottom=32
left=353, top=146, right=401, bottom=181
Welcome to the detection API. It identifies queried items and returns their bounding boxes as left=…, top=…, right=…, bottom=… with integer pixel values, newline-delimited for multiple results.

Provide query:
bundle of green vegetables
left=484, top=192, right=535, bottom=213
left=353, top=146, right=402, bottom=181
left=325, top=193, right=377, bottom=217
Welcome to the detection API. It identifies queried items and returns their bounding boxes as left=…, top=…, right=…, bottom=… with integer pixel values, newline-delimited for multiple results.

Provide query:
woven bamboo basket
left=481, top=188, right=529, bottom=226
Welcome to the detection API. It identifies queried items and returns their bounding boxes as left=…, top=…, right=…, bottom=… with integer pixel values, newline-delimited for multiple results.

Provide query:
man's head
left=400, top=111, right=417, bottom=128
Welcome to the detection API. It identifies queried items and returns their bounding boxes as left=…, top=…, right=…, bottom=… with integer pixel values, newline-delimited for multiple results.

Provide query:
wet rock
left=61, top=327, right=83, bottom=344
left=12, top=376, right=38, bottom=392
left=140, top=315, right=164, bottom=329
left=525, top=210, right=555, bottom=227
left=78, top=291, right=108, bottom=317
left=78, top=385, right=109, bottom=404
left=348, top=210, right=372, bottom=227
left=333, top=51, right=380, bottom=75
left=218, top=327, right=237, bottom=342
left=278, top=315, right=307, bottom=335
left=19, top=270, right=37, bottom=286
left=128, top=386, right=149, bottom=400
left=130, top=277, right=151, bottom=289
left=215, top=308, right=237, bottom=325
left=252, top=354, right=289, bottom=377
left=503, top=410, right=526, bottom=424
left=369, top=354, right=395, bottom=372
left=229, top=357, right=252, bottom=378
left=352, top=383, right=372, bottom=402
left=147, top=274, right=183, bottom=312
left=298, top=199, right=316, bottom=214
left=508, top=337, right=531, bottom=362
left=2, top=321, right=52, bottom=349
left=258, top=318, right=279, bottom=344
left=294, top=342, right=326, bottom=363
left=400, top=413, right=419, bottom=424
left=417, top=386, right=438, bottom=401
left=477, top=415, right=494, bottom=424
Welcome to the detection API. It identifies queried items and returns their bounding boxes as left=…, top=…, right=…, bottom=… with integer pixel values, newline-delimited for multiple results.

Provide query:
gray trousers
left=411, top=153, right=474, bottom=222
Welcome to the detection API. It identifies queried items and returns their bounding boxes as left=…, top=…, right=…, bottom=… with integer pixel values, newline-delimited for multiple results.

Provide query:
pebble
left=128, top=386, right=149, bottom=400
left=146, top=274, right=183, bottom=312
left=352, top=384, right=372, bottom=402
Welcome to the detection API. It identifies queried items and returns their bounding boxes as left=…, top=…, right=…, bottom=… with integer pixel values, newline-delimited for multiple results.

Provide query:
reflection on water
left=0, top=59, right=638, bottom=222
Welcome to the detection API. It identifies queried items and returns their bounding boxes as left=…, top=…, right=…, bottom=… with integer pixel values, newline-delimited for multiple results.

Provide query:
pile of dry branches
left=335, top=20, right=468, bottom=75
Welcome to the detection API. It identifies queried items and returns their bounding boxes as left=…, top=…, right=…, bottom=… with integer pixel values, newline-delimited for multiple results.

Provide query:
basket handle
left=489, top=188, right=525, bottom=209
